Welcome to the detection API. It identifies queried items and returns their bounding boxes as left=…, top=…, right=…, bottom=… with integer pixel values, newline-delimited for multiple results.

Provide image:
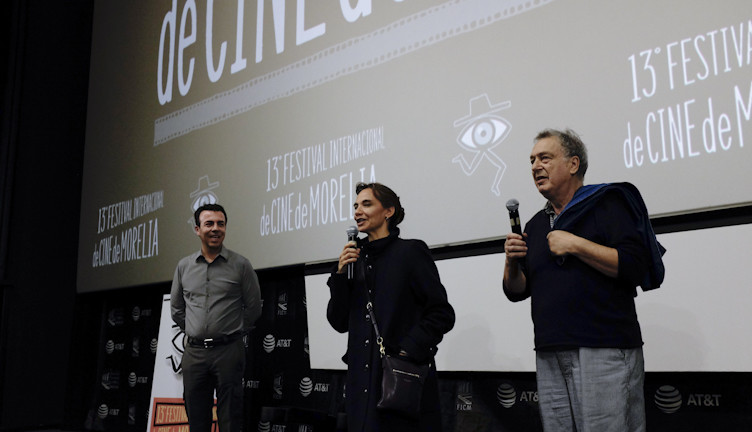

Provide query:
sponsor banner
left=147, top=295, right=219, bottom=431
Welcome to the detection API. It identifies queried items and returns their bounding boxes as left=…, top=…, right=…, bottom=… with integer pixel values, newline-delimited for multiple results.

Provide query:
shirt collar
left=543, top=201, right=557, bottom=229
left=194, top=245, right=228, bottom=263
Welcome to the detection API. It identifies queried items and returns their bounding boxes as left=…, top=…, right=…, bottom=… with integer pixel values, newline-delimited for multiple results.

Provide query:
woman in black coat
left=327, top=182, right=455, bottom=431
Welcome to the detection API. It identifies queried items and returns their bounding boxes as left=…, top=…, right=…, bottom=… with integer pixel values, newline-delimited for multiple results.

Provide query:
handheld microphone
left=346, top=226, right=358, bottom=280
left=506, top=198, right=522, bottom=235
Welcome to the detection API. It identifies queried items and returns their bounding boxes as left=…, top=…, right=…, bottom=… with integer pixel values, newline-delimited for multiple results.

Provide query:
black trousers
left=182, top=338, right=246, bottom=432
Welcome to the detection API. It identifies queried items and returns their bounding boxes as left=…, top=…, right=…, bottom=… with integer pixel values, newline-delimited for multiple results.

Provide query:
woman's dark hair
left=194, top=203, right=227, bottom=226
left=355, top=182, right=405, bottom=230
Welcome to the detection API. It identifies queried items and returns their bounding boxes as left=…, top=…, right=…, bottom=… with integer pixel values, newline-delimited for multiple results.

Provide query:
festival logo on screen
left=188, top=175, right=220, bottom=227
left=91, top=192, right=163, bottom=269
left=452, top=94, right=512, bottom=196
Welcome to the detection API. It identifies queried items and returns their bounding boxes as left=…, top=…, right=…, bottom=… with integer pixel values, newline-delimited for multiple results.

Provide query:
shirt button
left=365, top=314, right=370, bottom=321
left=365, top=339, right=370, bottom=346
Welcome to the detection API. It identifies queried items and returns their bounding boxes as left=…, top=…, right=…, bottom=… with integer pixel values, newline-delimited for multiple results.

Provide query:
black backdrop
left=2, top=1, right=752, bottom=431
left=80, top=266, right=752, bottom=431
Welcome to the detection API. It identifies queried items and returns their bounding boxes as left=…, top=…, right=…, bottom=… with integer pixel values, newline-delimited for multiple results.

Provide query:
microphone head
left=505, top=198, right=519, bottom=212
left=346, top=226, right=358, bottom=236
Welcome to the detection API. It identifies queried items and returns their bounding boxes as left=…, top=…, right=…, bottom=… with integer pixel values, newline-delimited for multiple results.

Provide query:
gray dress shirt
left=171, top=246, right=262, bottom=339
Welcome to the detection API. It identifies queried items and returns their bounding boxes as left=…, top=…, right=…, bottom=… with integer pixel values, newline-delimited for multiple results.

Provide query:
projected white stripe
left=153, top=0, right=555, bottom=146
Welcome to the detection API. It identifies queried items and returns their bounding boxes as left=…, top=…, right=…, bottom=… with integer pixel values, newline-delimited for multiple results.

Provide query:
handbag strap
left=361, top=257, right=386, bottom=358
left=366, top=300, right=386, bottom=358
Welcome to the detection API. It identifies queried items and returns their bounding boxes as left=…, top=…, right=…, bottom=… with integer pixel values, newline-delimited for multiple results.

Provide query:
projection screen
left=78, top=0, right=752, bottom=292
left=306, top=224, right=752, bottom=372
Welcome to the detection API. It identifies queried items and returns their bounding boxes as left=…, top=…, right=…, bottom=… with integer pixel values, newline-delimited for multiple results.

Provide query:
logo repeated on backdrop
left=132, top=336, right=140, bottom=357
left=108, top=308, right=125, bottom=326
left=299, top=377, right=313, bottom=397
left=273, top=373, right=284, bottom=400
left=654, top=385, right=683, bottom=414
left=452, top=94, right=513, bottom=197
left=132, top=306, right=141, bottom=322
left=257, top=422, right=292, bottom=432
left=456, top=381, right=473, bottom=411
left=276, top=337, right=292, bottom=349
left=101, top=370, right=120, bottom=390
left=653, top=384, right=724, bottom=414
left=97, top=404, right=109, bottom=420
left=244, top=378, right=260, bottom=390
left=262, top=333, right=293, bottom=353
left=496, top=383, right=517, bottom=408
left=298, top=377, right=331, bottom=398
left=263, top=334, right=276, bottom=353
left=128, top=403, right=136, bottom=426
left=686, top=392, right=722, bottom=409
left=106, top=339, right=125, bottom=355
left=97, top=403, right=120, bottom=421
left=277, top=291, right=288, bottom=317
left=128, top=371, right=149, bottom=388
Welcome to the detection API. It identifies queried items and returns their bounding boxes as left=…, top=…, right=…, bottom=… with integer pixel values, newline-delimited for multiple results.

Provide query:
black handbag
left=365, top=300, right=430, bottom=417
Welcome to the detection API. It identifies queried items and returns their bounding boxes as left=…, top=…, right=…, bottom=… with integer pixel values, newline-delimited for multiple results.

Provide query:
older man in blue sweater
left=503, top=128, right=665, bottom=432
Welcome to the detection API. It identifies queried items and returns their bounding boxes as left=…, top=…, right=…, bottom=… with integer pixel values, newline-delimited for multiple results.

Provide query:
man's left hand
left=547, top=230, right=579, bottom=256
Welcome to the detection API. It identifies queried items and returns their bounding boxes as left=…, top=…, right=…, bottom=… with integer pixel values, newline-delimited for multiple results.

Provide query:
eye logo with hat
left=452, top=94, right=512, bottom=196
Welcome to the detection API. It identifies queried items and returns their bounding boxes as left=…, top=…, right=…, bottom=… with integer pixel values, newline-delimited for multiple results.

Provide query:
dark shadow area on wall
left=0, top=0, right=93, bottom=430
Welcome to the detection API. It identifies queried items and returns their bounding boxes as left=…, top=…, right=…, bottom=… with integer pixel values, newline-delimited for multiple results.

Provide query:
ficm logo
left=131, top=306, right=141, bottom=322
left=273, top=374, right=284, bottom=400
left=277, top=292, right=288, bottom=316
left=496, top=383, right=516, bottom=408
left=654, top=385, right=683, bottom=414
left=263, top=334, right=276, bottom=353
left=299, top=377, right=313, bottom=397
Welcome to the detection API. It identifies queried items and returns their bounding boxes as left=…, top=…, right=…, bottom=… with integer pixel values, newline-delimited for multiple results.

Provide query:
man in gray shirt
left=171, top=203, right=262, bottom=432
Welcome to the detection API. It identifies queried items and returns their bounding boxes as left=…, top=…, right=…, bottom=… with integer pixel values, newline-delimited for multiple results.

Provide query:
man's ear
left=194, top=225, right=200, bottom=236
left=569, top=155, right=580, bottom=176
